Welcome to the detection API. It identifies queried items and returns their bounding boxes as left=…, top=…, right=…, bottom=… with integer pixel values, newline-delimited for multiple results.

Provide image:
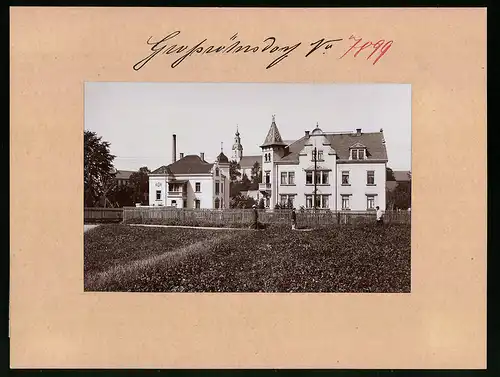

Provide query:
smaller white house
left=148, top=135, right=231, bottom=209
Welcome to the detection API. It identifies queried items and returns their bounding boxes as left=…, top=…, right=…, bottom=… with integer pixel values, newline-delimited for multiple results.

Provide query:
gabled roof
left=349, top=142, right=367, bottom=149
left=114, top=170, right=135, bottom=180
left=277, top=131, right=388, bottom=163
left=327, top=132, right=387, bottom=160
left=151, top=155, right=214, bottom=175
left=239, top=155, right=261, bottom=168
left=261, top=116, right=287, bottom=147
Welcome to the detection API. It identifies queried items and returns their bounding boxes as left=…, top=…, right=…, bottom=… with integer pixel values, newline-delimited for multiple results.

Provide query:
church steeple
left=232, top=125, right=243, bottom=162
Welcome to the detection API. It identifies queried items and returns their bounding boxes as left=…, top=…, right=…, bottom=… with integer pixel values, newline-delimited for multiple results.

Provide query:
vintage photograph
left=84, top=83, right=412, bottom=293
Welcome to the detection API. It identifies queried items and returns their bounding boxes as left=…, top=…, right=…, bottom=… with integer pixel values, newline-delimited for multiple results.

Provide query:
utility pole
left=313, top=146, right=317, bottom=211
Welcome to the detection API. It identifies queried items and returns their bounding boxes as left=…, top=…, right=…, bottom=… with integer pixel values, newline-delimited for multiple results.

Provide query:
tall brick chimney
left=172, top=134, right=177, bottom=163
left=356, top=128, right=362, bottom=136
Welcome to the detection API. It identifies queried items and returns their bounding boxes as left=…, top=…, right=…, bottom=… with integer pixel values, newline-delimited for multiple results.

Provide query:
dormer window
left=351, top=149, right=365, bottom=160
left=215, top=168, right=220, bottom=176
left=349, top=143, right=367, bottom=160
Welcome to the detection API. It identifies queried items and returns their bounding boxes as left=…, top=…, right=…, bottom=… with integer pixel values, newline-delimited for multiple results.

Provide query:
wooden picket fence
left=122, top=207, right=411, bottom=228
left=84, top=207, right=123, bottom=223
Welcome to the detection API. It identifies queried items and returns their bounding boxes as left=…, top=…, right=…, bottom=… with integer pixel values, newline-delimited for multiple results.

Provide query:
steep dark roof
left=278, top=136, right=309, bottom=162
left=151, top=155, right=214, bottom=175
left=239, top=155, right=261, bottom=168
left=277, top=132, right=388, bottom=163
left=393, top=170, right=411, bottom=181
left=217, top=152, right=229, bottom=163
left=151, top=166, right=172, bottom=175
left=261, top=117, right=287, bottom=147
left=327, top=132, right=388, bottom=160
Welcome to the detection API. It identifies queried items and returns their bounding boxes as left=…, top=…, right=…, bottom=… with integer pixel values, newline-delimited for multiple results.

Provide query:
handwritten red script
left=339, top=35, right=393, bottom=65
left=132, top=32, right=393, bottom=71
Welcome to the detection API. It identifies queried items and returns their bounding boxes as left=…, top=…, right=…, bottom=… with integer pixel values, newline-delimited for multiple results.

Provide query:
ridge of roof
left=278, top=131, right=387, bottom=162
left=114, top=170, right=136, bottom=179
left=239, top=155, right=261, bottom=167
left=151, top=154, right=214, bottom=175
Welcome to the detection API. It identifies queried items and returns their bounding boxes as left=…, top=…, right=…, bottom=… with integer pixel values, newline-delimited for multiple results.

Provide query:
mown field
left=84, top=224, right=411, bottom=293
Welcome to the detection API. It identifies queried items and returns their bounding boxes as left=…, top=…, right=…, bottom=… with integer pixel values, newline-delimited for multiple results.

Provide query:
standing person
left=252, top=204, right=259, bottom=229
left=376, top=206, right=384, bottom=225
left=291, top=207, right=297, bottom=230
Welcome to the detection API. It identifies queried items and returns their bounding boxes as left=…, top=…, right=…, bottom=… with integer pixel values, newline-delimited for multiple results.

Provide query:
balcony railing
left=259, top=183, right=271, bottom=191
left=168, top=191, right=187, bottom=197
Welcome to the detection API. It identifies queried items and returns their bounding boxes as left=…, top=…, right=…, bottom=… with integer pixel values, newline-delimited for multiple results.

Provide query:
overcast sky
left=84, top=83, right=411, bottom=172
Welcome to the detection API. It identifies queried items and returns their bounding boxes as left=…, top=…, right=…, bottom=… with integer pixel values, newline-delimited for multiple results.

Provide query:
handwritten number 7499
left=340, top=35, right=393, bottom=65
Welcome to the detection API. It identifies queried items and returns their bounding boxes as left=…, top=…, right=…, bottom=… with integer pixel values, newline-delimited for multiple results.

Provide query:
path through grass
left=84, top=224, right=411, bottom=293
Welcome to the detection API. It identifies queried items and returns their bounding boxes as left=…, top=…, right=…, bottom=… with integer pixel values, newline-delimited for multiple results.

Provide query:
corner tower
left=259, top=115, right=287, bottom=208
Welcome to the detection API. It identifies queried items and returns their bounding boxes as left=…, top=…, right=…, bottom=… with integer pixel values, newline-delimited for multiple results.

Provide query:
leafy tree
left=393, top=181, right=411, bottom=210
left=108, top=184, right=135, bottom=208
left=84, top=131, right=116, bottom=207
left=229, top=160, right=241, bottom=182
left=230, top=181, right=244, bottom=198
left=241, top=173, right=252, bottom=190
left=250, top=162, right=262, bottom=185
left=129, top=166, right=150, bottom=204
left=386, top=188, right=395, bottom=211
left=386, top=167, right=396, bottom=181
left=100, top=179, right=118, bottom=208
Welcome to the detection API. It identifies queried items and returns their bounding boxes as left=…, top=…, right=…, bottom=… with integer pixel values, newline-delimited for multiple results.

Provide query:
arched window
left=215, top=168, right=220, bottom=176
left=214, top=197, right=220, bottom=209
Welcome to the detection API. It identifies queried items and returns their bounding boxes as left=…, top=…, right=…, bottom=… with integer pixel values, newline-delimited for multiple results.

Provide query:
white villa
left=148, top=115, right=388, bottom=211
left=148, top=135, right=231, bottom=209
left=247, top=115, right=388, bottom=211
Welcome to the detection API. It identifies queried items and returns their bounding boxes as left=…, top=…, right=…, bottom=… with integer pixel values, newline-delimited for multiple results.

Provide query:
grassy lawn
left=84, top=224, right=411, bottom=293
